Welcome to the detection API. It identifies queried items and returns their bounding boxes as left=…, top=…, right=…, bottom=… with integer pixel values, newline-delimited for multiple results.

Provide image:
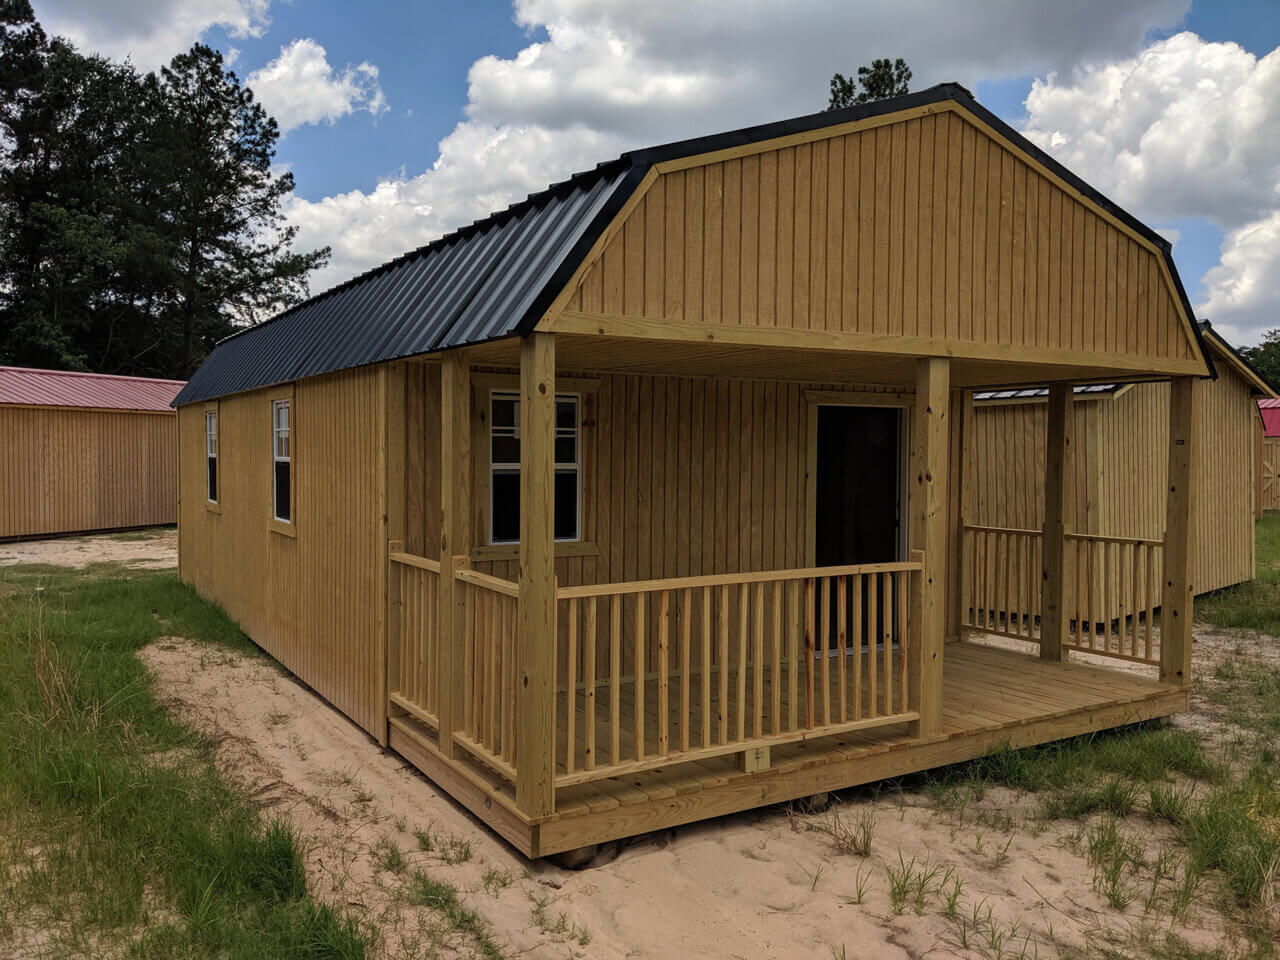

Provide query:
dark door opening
left=814, top=405, right=903, bottom=567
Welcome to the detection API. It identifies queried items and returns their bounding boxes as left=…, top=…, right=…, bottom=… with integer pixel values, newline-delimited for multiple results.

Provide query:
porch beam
left=1161, top=376, right=1196, bottom=686
left=1039, top=383, right=1072, bottom=661
left=909, top=357, right=950, bottom=739
left=516, top=332, right=557, bottom=818
left=437, top=351, right=472, bottom=758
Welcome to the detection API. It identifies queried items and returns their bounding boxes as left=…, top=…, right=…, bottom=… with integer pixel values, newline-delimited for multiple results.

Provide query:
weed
left=372, top=837, right=406, bottom=874
left=1147, top=783, right=1193, bottom=824
left=405, top=871, right=501, bottom=960
left=807, top=806, right=876, bottom=857
left=413, top=827, right=434, bottom=852
left=481, top=868, right=514, bottom=897
left=439, top=835, right=472, bottom=865
left=530, top=894, right=591, bottom=946
left=800, top=860, right=827, bottom=892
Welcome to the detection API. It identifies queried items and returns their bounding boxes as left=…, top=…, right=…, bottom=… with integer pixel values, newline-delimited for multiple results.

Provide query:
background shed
left=1259, top=398, right=1280, bottom=511
left=965, top=324, right=1273, bottom=605
left=0, top=367, right=184, bottom=539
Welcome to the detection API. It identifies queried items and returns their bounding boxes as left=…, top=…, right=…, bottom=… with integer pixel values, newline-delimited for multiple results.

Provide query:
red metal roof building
left=1259, top=398, right=1280, bottom=438
left=1, top=366, right=185, bottom=539
left=0, top=366, right=184, bottom=412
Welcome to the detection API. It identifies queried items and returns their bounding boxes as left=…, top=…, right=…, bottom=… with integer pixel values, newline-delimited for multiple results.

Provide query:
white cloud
left=287, top=0, right=1191, bottom=292
left=248, top=39, right=387, bottom=133
left=37, top=0, right=269, bottom=69
left=1020, top=32, right=1280, bottom=342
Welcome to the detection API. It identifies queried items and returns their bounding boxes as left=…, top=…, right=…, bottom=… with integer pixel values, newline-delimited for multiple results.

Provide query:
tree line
left=0, top=1, right=327, bottom=379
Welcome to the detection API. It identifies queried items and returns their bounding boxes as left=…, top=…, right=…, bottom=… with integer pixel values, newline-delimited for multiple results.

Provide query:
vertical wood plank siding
left=178, top=367, right=386, bottom=737
left=565, top=110, right=1192, bottom=364
left=967, top=369, right=1257, bottom=598
left=1, top=406, right=176, bottom=538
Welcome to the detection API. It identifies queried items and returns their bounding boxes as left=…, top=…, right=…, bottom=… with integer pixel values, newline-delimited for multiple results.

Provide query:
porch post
left=1161, top=376, right=1197, bottom=686
left=437, top=351, right=472, bottom=758
left=910, top=357, right=949, bottom=739
left=516, top=332, right=557, bottom=818
left=1039, top=383, right=1071, bottom=661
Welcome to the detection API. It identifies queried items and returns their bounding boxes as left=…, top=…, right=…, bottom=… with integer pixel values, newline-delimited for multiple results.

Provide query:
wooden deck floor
left=388, top=641, right=1186, bottom=858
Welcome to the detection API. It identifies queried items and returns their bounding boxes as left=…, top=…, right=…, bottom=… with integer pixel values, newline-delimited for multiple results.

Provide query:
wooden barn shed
left=961, top=323, right=1274, bottom=641
left=175, top=84, right=1211, bottom=858
left=1259, top=398, right=1280, bottom=511
left=1, top=366, right=183, bottom=540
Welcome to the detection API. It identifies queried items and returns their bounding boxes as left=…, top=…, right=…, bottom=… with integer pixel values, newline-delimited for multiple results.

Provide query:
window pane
left=554, top=436, right=576, bottom=465
left=491, top=434, right=520, bottom=465
left=556, top=398, right=576, bottom=430
left=207, top=458, right=217, bottom=502
left=274, top=461, right=291, bottom=521
left=554, top=469, right=578, bottom=541
left=491, top=471, right=519, bottom=543
left=491, top=396, right=517, bottom=428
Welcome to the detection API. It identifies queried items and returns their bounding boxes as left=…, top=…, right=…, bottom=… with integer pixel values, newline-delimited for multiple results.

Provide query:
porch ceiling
left=462, top=333, right=1181, bottom=390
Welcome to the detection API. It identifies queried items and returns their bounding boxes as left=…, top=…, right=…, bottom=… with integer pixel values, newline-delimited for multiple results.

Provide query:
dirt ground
left=140, top=628, right=1244, bottom=960
left=0, top=528, right=176, bottom=569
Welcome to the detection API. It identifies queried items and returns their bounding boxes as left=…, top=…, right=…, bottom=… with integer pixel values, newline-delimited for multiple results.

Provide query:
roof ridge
left=0, top=366, right=186, bottom=384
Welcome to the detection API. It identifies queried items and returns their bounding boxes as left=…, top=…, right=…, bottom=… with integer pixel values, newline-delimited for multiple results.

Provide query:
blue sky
left=37, top=0, right=1280, bottom=344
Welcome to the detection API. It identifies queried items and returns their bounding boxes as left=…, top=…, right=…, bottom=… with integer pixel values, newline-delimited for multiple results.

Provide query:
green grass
left=404, top=872, right=502, bottom=960
left=1197, top=513, right=1280, bottom=634
left=0, top=564, right=370, bottom=958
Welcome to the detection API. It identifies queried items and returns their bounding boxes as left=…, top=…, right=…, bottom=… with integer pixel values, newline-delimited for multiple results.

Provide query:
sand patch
left=141, top=635, right=1238, bottom=959
left=0, top=528, right=176, bottom=569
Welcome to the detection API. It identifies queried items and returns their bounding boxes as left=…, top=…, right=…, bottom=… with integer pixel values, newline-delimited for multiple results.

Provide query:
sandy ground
left=0, top=528, right=176, bottom=569
left=140, top=631, right=1241, bottom=960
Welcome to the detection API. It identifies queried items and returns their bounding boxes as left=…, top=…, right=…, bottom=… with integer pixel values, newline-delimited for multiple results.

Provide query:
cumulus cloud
left=38, top=0, right=269, bottom=69
left=1021, top=32, right=1280, bottom=341
left=287, top=0, right=1190, bottom=292
left=249, top=39, right=387, bottom=133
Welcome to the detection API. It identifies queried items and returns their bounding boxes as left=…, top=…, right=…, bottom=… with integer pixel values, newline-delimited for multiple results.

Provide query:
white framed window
left=205, top=410, right=218, bottom=503
left=272, top=398, right=291, bottom=523
left=489, top=391, right=580, bottom=544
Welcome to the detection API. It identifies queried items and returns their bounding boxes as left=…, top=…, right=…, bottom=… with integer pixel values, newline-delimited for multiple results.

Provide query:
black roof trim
left=1200, top=320, right=1275, bottom=396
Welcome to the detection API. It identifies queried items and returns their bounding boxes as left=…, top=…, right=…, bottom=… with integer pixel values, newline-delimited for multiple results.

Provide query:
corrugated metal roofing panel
left=0, top=367, right=184, bottom=411
left=174, top=165, right=633, bottom=406
left=973, top=383, right=1120, bottom=402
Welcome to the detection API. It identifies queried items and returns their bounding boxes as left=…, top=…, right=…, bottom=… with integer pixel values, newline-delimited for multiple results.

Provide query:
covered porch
left=379, top=331, right=1197, bottom=857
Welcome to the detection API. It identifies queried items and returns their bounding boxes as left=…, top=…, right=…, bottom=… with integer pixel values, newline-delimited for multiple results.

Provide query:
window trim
left=269, top=389, right=296, bottom=536
left=469, top=373, right=599, bottom=562
left=203, top=403, right=220, bottom=513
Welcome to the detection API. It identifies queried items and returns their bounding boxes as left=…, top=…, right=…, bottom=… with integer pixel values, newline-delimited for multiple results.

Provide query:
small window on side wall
left=272, top=398, right=291, bottom=523
left=205, top=410, right=218, bottom=502
left=489, top=391, right=580, bottom=545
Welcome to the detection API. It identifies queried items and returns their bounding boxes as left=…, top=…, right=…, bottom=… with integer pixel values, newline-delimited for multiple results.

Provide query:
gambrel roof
left=175, top=83, right=1208, bottom=406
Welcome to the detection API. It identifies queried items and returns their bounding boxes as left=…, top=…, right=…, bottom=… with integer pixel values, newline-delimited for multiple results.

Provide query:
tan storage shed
left=1, top=366, right=184, bottom=540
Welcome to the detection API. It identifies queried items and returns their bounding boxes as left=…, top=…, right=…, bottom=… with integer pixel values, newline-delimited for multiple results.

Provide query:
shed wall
left=1, top=405, right=176, bottom=539
left=177, top=366, right=387, bottom=737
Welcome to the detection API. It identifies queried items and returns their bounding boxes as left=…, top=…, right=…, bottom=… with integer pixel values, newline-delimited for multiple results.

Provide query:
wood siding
left=178, top=367, right=387, bottom=737
left=968, top=368, right=1258, bottom=597
left=1, top=405, right=176, bottom=539
left=1263, top=436, right=1280, bottom=512
left=563, top=107, right=1194, bottom=365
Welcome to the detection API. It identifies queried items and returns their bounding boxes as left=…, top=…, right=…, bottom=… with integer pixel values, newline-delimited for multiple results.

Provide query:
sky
left=34, top=0, right=1280, bottom=346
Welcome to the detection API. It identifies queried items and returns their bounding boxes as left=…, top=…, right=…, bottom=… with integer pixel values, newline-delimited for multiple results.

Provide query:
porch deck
left=388, top=640, right=1186, bottom=858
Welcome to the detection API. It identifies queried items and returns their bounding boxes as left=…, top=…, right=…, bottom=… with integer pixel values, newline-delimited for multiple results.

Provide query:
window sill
left=269, top=518, right=296, bottom=539
left=470, top=541, right=598, bottom=562
left=205, top=501, right=221, bottom=515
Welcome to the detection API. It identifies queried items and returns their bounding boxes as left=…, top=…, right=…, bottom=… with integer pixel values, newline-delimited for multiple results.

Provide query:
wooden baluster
left=897, top=570, right=908, bottom=710
left=787, top=580, right=800, bottom=732
left=718, top=584, right=729, bottom=744
left=737, top=584, right=748, bottom=742
left=804, top=578, right=816, bottom=728
left=837, top=576, right=848, bottom=723
left=504, top=592, right=516, bottom=758
left=680, top=588, right=691, bottom=753
left=753, top=581, right=765, bottom=738
left=657, top=590, right=670, bottom=757
left=634, top=594, right=646, bottom=761
left=610, top=594, right=621, bottom=765
left=701, top=588, right=712, bottom=748
left=488, top=592, right=499, bottom=752
left=982, top=532, right=993, bottom=629
left=584, top=597, right=596, bottom=771
left=463, top=582, right=474, bottom=736
left=882, top=572, right=893, bottom=715
left=565, top=597, right=578, bottom=775
left=1144, top=545, right=1156, bottom=662
left=852, top=574, right=863, bottom=720
left=1073, top=539, right=1084, bottom=648
left=772, top=580, right=783, bottom=735
left=820, top=577, right=831, bottom=725
left=867, top=573, right=878, bottom=718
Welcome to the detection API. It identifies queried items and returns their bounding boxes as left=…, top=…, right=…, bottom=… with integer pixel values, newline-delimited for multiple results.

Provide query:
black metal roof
left=175, top=82, right=1210, bottom=406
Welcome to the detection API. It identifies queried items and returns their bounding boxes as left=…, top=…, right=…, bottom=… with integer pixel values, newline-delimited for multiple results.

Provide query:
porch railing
left=960, top=525, right=1162, bottom=667
left=388, top=549, right=442, bottom=727
left=553, top=559, right=923, bottom=788
left=454, top=564, right=520, bottom=782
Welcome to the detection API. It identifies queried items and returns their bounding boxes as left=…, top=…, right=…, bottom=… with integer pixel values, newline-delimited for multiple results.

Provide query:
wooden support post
left=1040, top=383, right=1071, bottom=662
left=437, top=351, right=472, bottom=758
left=1161, top=376, right=1196, bottom=687
left=909, top=357, right=949, bottom=739
left=517, top=332, right=557, bottom=818
left=945, top=389, right=970, bottom=643
left=382, top=362, right=407, bottom=745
